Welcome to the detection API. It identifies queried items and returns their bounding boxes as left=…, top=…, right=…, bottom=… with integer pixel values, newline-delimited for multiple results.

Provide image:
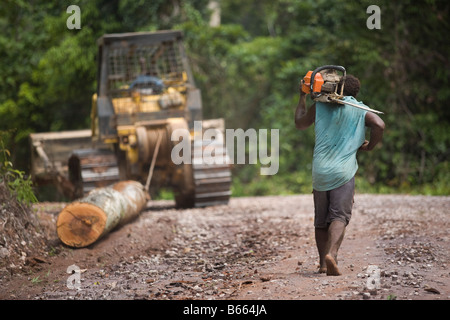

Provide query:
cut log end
left=56, top=202, right=107, bottom=248
left=56, top=181, right=148, bottom=248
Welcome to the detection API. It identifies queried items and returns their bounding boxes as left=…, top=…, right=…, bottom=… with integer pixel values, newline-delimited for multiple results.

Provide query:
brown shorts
left=313, top=176, right=355, bottom=228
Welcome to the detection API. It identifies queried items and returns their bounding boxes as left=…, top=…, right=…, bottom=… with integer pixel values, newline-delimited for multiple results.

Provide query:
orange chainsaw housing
left=301, top=71, right=324, bottom=94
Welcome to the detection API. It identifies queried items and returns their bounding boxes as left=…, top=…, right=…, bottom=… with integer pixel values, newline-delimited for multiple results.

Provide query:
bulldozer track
left=191, top=139, right=232, bottom=207
left=69, top=149, right=120, bottom=197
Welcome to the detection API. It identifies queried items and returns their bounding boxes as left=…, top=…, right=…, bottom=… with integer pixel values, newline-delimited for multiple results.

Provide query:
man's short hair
left=343, top=75, right=360, bottom=97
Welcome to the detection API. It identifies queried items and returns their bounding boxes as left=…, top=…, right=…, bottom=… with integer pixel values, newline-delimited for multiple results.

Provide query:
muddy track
left=0, top=194, right=448, bottom=301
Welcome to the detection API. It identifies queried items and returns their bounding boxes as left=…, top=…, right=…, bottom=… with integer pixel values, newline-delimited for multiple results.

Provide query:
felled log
left=56, top=181, right=148, bottom=248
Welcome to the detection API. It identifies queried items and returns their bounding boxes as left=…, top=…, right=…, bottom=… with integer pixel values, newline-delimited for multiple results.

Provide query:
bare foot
left=318, top=266, right=327, bottom=273
left=325, top=254, right=341, bottom=276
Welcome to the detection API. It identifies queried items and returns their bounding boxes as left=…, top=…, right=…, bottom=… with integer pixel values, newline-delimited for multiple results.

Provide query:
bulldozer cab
left=93, top=30, right=202, bottom=143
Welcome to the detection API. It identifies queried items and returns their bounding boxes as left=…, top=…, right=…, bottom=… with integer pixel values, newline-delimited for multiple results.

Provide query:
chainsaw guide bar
left=330, top=98, right=384, bottom=114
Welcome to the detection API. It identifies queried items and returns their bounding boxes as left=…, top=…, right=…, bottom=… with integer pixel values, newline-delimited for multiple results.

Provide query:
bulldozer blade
left=331, top=98, right=384, bottom=114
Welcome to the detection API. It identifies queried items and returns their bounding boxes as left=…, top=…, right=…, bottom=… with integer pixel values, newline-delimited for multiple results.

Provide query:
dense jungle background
left=1, top=0, right=449, bottom=199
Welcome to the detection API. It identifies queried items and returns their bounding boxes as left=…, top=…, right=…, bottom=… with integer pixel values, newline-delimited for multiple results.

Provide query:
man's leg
left=315, top=227, right=328, bottom=273
left=313, top=190, right=330, bottom=273
left=324, top=177, right=355, bottom=276
left=324, top=220, right=346, bottom=276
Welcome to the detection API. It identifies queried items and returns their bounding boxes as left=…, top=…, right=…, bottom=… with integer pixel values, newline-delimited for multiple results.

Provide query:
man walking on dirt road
left=294, top=74, right=385, bottom=276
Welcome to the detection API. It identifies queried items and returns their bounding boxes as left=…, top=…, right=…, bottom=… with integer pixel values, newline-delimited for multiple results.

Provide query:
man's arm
left=295, top=91, right=315, bottom=130
left=360, top=112, right=385, bottom=151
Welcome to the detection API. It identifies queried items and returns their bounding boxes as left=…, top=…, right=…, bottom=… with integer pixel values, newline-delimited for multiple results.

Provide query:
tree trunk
left=56, top=181, right=148, bottom=248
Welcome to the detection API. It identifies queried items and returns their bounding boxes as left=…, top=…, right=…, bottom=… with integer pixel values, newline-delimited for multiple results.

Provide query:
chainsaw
left=301, top=65, right=383, bottom=114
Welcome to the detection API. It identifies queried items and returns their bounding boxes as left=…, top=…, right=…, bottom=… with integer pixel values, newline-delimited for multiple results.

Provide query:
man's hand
left=299, top=80, right=305, bottom=93
left=299, top=79, right=309, bottom=95
left=359, top=140, right=370, bottom=151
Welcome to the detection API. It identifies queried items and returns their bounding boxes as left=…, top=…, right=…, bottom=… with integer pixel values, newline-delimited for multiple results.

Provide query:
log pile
left=56, top=181, right=148, bottom=248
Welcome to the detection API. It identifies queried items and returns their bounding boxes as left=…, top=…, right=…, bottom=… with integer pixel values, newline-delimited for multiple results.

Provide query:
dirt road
left=0, top=194, right=448, bottom=301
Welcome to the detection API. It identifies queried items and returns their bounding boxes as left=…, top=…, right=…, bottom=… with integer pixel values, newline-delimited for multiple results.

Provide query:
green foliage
left=0, top=0, right=448, bottom=197
left=0, top=132, right=38, bottom=205
left=215, top=0, right=449, bottom=196
left=31, top=276, right=42, bottom=285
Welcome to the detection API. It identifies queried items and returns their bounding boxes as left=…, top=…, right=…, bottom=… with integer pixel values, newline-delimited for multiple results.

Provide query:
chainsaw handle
left=310, top=65, right=346, bottom=98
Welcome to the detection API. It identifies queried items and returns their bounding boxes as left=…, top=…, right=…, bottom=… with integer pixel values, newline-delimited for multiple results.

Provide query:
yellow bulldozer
left=29, top=30, right=231, bottom=208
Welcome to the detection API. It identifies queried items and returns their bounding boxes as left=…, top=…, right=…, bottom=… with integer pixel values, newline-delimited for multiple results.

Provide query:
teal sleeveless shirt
left=312, top=96, right=367, bottom=191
